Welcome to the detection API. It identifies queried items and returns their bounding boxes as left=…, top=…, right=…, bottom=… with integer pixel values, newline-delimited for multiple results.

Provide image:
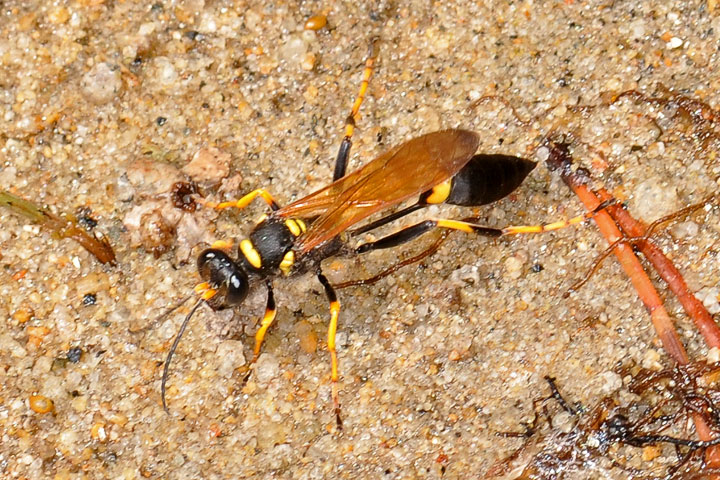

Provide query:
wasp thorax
left=197, top=249, right=250, bottom=305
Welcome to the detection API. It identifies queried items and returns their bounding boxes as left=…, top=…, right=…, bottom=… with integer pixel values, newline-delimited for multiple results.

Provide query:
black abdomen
left=446, top=154, right=536, bottom=206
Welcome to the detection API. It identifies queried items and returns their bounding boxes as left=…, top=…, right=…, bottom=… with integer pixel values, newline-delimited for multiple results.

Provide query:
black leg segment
left=356, top=219, right=502, bottom=254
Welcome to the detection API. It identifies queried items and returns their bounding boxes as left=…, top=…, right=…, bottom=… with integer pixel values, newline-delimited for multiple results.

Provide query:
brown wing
left=276, top=129, right=480, bottom=254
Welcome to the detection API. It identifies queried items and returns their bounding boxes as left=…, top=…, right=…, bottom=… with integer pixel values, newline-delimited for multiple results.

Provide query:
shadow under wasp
left=160, top=40, right=599, bottom=428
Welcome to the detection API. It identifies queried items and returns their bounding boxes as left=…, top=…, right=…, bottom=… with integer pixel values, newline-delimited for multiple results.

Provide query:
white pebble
left=551, top=410, right=574, bottom=433
left=707, top=347, right=720, bottom=363
left=600, top=371, right=623, bottom=393
left=215, top=340, right=246, bottom=378
left=535, top=146, right=550, bottom=162
left=58, top=429, right=79, bottom=454
left=153, top=57, right=178, bottom=86
left=81, top=62, right=121, bottom=104
left=642, top=348, right=663, bottom=370
left=630, top=180, right=678, bottom=222
left=629, top=20, right=646, bottom=40
left=138, top=22, right=156, bottom=35
left=700, top=287, right=720, bottom=315
left=254, top=353, right=279, bottom=385
left=669, top=221, right=699, bottom=240
left=0, top=334, right=27, bottom=358
left=666, top=37, right=683, bottom=49
left=279, top=35, right=308, bottom=65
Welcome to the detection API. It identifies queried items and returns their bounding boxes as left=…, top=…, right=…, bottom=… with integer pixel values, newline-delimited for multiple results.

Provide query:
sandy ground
left=1, top=1, right=719, bottom=478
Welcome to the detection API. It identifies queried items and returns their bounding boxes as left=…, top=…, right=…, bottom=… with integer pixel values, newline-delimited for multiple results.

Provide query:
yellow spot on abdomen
left=424, top=180, right=452, bottom=204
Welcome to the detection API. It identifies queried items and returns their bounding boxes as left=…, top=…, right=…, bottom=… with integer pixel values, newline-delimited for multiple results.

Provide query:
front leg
left=242, top=280, right=277, bottom=385
left=200, top=188, right=281, bottom=212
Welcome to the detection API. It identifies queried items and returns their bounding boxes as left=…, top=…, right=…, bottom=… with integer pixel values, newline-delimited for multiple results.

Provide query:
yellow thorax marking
left=285, top=219, right=304, bottom=237
left=424, top=179, right=452, bottom=204
left=240, top=239, right=262, bottom=269
left=279, top=250, right=295, bottom=275
left=296, top=219, right=307, bottom=233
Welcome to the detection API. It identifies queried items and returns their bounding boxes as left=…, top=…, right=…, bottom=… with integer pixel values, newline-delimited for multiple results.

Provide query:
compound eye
left=197, top=249, right=220, bottom=280
left=225, top=271, right=249, bottom=305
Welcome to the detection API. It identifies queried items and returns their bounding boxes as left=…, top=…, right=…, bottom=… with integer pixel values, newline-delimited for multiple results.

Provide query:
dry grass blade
left=0, top=190, right=116, bottom=265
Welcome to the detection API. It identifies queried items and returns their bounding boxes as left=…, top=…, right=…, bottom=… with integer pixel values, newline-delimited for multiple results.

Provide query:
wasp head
left=197, top=248, right=250, bottom=306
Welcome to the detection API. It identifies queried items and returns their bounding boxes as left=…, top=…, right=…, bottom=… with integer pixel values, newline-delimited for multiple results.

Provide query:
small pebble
left=279, top=35, right=308, bottom=65
left=699, top=287, right=720, bottom=315
left=154, top=57, right=178, bottom=86
left=666, top=37, right=683, bottom=49
left=109, top=413, right=129, bottom=427
left=600, top=371, right=623, bottom=393
left=75, top=272, right=110, bottom=296
left=669, top=220, right=699, bottom=240
left=48, top=6, right=70, bottom=24
left=642, top=445, right=661, bottom=461
left=81, top=63, right=121, bottom=104
left=707, top=347, right=720, bottom=364
left=71, top=395, right=87, bottom=413
left=504, top=256, right=523, bottom=279
left=215, top=340, right=246, bottom=378
left=91, top=422, right=107, bottom=441
left=67, top=347, right=82, bottom=363
left=630, top=180, right=678, bottom=222
left=256, top=421, right=287, bottom=450
left=82, top=293, right=97, bottom=306
left=29, top=394, right=55, bottom=414
left=182, top=147, right=231, bottom=183
left=551, top=410, right=574, bottom=433
left=254, top=354, right=279, bottom=385
left=0, top=334, right=28, bottom=357
left=642, top=349, right=663, bottom=370
left=295, top=321, right=317, bottom=353
left=12, top=305, right=34, bottom=324
left=304, top=15, right=327, bottom=31
left=301, top=53, right=317, bottom=71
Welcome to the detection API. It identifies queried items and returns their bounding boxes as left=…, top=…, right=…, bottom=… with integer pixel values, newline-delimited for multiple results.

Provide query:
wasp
left=161, top=41, right=593, bottom=428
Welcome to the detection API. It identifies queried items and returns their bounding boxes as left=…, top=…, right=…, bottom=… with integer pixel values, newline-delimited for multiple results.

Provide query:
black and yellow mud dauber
left=160, top=41, right=602, bottom=428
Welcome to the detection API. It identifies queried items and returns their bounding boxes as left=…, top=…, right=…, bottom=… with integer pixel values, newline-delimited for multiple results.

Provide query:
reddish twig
left=544, top=140, right=720, bottom=472
left=545, top=141, right=688, bottom=363
left=597, top=192, right=720, bottom=350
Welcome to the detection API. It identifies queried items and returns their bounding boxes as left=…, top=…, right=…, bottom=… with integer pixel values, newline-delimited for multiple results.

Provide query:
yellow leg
left=345, top=39, right=379, bottom=140
left=328, top=298, right=340, bottom=404
left=357, top=202, right=617, bottom=254
left=439, top=211, right=599, bottom=236
left=334, top=39, right=380, bottom=180
left=210, top=239, right=233, bottom=251
left=317, top=272, right=343, bottom=429
left=251, top=288, right=277, bottom=363
left=501, top=199, right=616, bottom=235
left=200, top=188, right=279, bottom=212
left=241, top=282, right=276, bottom=388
